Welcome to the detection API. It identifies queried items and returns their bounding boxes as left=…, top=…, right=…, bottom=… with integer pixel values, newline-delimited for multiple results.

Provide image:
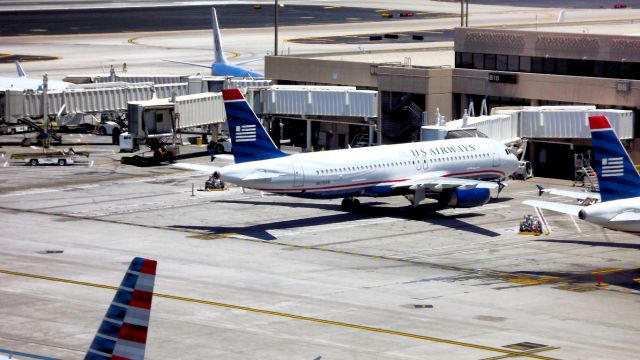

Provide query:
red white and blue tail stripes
left=222, top=89, right=287, bottom=164
left=85, top=257, right=156, bottom=360
left=589, top=115, right=640, bottom=202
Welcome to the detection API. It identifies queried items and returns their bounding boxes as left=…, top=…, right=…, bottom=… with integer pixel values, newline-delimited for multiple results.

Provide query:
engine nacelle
left=578, top=208, right=588, bottom=220
left=441, top=188, right=491, bottom=208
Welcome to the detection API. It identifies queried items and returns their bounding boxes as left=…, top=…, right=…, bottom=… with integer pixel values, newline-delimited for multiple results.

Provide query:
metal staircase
left=574, top=152, right=599, bottom=191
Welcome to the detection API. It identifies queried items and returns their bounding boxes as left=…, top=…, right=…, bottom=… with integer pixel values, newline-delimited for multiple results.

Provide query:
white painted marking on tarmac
left=89, top=160, right=94, bottom=167
left=269, top=217, right=397, bottom=238
left=438, top=203, right=509, bottom=216
left=569, top=215, right=582, bottom=233
left=3, top=161, right=7, bottom=167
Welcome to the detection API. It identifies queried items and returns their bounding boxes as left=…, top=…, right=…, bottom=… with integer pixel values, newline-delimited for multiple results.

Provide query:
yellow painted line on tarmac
left=0, top=268, right=558, bottom=360
left=591, top=268, right=624, bottom=275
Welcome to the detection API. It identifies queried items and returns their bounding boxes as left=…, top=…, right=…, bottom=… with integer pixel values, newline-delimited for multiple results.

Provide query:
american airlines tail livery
left=524, top=115, right=640, bottom=233
left=85, top=257, right=156, bottom=360
left=177, top=89, right=519, bottom=211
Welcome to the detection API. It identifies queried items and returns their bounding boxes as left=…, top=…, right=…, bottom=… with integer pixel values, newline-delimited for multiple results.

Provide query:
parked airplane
left=176, top=89, right=519, bottom=211
left=85, top=257, right=157, bottom=360
left=524, top=115, right=640, bottom=233
left=0, top=61, right=73, bottom=91
left=163, top=8, right=264, bottom=78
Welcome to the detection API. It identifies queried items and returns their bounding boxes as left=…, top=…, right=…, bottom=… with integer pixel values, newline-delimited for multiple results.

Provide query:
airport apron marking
left=0, top=268, right=558, bottom=360
left=0, top=204, right=636, bottom=293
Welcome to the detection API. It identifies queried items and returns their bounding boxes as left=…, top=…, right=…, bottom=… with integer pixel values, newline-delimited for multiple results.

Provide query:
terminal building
left=265, top=27, right=640, bottom=178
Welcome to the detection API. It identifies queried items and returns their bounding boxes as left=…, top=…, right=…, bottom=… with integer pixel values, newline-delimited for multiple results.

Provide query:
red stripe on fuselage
left=255, top=169, right=505, bottom=193
left=589, top=115, right=611, bottom=130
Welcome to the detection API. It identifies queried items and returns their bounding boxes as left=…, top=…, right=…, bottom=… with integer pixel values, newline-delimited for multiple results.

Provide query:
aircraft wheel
left=341, top=198, right=360, bottom=212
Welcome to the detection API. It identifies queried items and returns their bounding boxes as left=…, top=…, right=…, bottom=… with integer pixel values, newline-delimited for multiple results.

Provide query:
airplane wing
left=537, top=185, right=601, bottom=202
left=162, top=59, right=211, bottom=69
left=232, top=58, right=261, bottom=66
left=392, top=174, right=503, bottom=191
left=174, top=162, right=219, bottom=173
left=610, top=211, right=640, bottom=222
left=522, top=199, right=582, bottom=217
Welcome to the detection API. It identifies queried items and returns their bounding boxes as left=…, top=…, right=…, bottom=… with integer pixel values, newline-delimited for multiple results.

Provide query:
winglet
left=85, top=257, right=156, bottom=360
left=16, top=61, right=26, bottom=78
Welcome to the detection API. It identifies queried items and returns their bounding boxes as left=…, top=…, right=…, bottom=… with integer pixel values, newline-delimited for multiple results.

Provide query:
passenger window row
left=313, top=153, right=490, bottom=175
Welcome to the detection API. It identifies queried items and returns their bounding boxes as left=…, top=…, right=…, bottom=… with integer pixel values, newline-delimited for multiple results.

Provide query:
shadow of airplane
left=538, top=239, right=640, bottom=250
left=168, top=199, right=501, bottom=240
left=512, top=267, right=640, bottom=293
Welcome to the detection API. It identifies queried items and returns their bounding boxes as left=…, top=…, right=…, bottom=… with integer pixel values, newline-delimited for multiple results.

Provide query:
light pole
left=274, top=0, right=279, bottom=56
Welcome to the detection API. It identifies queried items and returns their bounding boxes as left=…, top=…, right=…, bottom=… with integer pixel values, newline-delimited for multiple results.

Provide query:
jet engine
left=439, top=188, right=491, bottom=208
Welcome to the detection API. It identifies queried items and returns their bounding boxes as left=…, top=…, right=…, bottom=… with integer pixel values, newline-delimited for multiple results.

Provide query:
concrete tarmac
left=0, top=139, right=639, bottom=359
left=1, top=1, right=640, bottom=358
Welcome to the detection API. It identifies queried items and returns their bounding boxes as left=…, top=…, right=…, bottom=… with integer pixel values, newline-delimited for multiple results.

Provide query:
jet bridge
left=255, top=85, right=379, bottom=150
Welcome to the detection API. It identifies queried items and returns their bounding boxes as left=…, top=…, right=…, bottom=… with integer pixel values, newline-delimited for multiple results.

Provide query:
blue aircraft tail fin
left=16, top=61, right=26, bottom=78
left=589, top=115, right=640, bottom=202
left=222, top=88, right=287, bottom=164
left=211, top=8, right=227, bottom=65
left=85, top=257, right=156, bottom=360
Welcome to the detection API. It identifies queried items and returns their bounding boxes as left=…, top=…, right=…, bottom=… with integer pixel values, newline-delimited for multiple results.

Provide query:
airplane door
left=292, top=162, right=304, bottom=187
left=492, top=145, right=501, bottom=167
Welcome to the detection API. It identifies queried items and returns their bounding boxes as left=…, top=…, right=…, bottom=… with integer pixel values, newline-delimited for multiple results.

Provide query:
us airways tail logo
left=236, top=125, right=256, bottom=142
left=601, top=157, right=624, bottom=177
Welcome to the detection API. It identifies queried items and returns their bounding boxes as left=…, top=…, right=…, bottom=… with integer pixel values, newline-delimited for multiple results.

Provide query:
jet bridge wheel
left=341, top=198, right=361, bottom=212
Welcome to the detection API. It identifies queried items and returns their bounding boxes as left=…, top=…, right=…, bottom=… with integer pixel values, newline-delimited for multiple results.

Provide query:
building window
left=484, top=54, right=496, bottom=70
left=473, top=53, right=484, bottom=69
left=508, top=55, right=519, bottom=71
left=593, top=61, right=606, bottom=77
left=496, top=55, right=508, bottom=71
left=460, top=52, right=473, bottom=68
left=606, top=62, right=620, bottom=78
left=519, top=56, right=531, bottom=72
left=531, top=57, right=544, bottom=73
left=543, top=57, right=556, bottom=73
left=556, top=58, right=568, bottom=75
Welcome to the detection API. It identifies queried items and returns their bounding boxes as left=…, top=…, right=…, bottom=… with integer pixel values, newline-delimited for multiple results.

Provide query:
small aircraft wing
left=610, top=211, right=640, bottom=222
left=537, top=185, right=601, bottom=202
left=523, top=199, right=582, bottom=217
left=162, top=59, right=211, bottom=69
left=392, top=174, right=503, bottom=191
left=174, top=162, right=219, bottom=173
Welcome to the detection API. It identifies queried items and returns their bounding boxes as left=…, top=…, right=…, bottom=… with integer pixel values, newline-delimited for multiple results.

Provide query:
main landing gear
left=341, top=197, right=361, bottom=212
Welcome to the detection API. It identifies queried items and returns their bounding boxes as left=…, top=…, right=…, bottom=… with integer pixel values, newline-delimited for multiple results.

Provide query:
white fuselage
left=220, top=137, right=519, bottom=198
left=0, top=76, right=72, bottom=91
left=578, top=198, right=640, bottom=233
